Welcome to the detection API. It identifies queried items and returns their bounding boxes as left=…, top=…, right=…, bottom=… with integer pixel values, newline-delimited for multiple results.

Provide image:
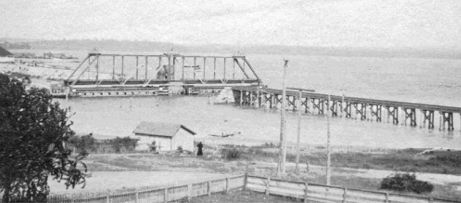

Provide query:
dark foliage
left=429, top=153, right=461, bottom=167
left=0, top=74, right=87, bottom=202
left=221, top=148, right=242, bottom=160
left=68, top=135, right=138, bottom=153
left=380, top=173, right=433, bottom=194
left=111, top=137, right=138, bottom=153
left=68, top=134, right=96, bottom=155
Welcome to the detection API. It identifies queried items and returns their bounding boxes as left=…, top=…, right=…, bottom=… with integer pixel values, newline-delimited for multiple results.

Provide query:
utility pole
left=326, top=94, right=331, bottom=185
left=277, top=59, right=288, bottom=177
left=295, top=90, right=302, bottom=174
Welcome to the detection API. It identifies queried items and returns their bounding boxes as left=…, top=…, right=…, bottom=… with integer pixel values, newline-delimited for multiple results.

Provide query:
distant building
left=133, top=121, right=196, bottom=152
left=0, top=46, right=14, bottom=63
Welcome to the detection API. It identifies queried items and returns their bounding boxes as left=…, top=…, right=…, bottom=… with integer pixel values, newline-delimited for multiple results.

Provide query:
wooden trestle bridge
left=232, top=86, right=461, bottom=131
left=61, top=52, right=261, bottom=97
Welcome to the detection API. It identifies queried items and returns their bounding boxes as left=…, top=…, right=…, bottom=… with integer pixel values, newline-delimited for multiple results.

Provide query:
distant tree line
left=68, top=134, right=139, bottom=154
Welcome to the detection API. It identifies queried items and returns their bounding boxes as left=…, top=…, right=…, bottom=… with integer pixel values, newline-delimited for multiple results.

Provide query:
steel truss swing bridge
left=64, top=52, right=261, bottom=96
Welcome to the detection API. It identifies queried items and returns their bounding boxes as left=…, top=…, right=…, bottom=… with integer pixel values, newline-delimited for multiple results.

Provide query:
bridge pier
left=241, top=91, right=247, bottom=106
left=243, top=91, right=250, bottom=107
left=262, top=93, right=269, bottom=109
left=257, top=91, right=262, bottom=108
left=249, top=91, right=255, bottom=107
left=268, top=94, right=274, bottom=109
left=240, top=91, right=246, bottom=106
left=422, top=110, right=435, bottom=129
left=404, top=108, right=417, bottom=127
left=439, top=112, right=443, bottom=131
left=275, top=94, right=282, bottom=109
left=386, top=106, right=399, bottom=125
left=312, top=99, right=323, bottom=115
left=352, top=103, right=358, bottom=119
left=370, top=104, right=382, bottom=122
left=288, top=96, right=296, bottom=111
left=441, top=112, right=454, bottom=131
left=235, top=90, right=242, bottom=107
left=341, top=95, right=345, bottom=117
left=320, top=99, right=325, bottom=115
left=302, top=97, right=310, bottom=113
left=344, top=102, right=352, bottom=118
left=354, top=103, right=367, bottom=120
left=247, top=91, right=252, bottom=107
left=330, top=100, right=339, bottom=117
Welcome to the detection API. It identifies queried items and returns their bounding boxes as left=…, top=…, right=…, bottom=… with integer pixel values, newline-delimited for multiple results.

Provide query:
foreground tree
left=0, top=74, right=87, bottom=202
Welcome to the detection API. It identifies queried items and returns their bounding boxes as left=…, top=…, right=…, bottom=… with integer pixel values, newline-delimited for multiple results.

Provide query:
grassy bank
left=226, top=145, right=461, bottom=175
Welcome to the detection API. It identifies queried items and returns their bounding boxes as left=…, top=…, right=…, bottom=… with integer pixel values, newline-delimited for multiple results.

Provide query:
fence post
left=207, top=181, right=212, bottom=196
left=304, top=182, right=309, bottom=203
left=135, top=191, right=139, bottom=203
left=225, top=178, right=230, bottom=193
left=385, top=192, right=389, bottom=203
left=187, top=184, right=192, bottom=201
left=265, top=176, right=271, bottom=196
left=106, top=195, right=110, bottom=203
left=163, top=187, right=168, bottom=203
left=243, top=173, right=248, bottom=190
left=342, top=187, right=347, bottom=203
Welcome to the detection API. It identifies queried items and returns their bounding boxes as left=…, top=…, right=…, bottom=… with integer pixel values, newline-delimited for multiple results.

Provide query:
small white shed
left=133, top=121, right=196, bottom=152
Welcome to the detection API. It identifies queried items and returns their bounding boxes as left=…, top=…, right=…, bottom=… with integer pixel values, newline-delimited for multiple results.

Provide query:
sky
left=1, top=0, right=460, bottom=49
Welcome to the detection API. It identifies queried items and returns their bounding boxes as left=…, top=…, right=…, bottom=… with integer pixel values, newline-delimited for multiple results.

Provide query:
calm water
left=51, top=52, right=461, bottom=149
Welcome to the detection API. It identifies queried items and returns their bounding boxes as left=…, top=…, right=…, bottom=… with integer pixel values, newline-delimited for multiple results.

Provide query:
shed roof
left=133, top=121, right=196, bottom=138
left=0, top=46, right=12, bottom=56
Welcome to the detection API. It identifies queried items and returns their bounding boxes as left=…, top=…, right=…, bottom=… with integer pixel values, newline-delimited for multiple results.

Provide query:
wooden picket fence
left=46, top=174, right=245, bottom=203
left=34, top=173, right=460, bottom=203
left=245, top=175, right=460, bottom=203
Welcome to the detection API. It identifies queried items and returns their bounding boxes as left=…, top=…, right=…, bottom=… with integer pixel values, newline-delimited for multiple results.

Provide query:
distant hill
left=0, top=41, right=31, bottom=50
left=0, top=46, right=13, bottom=56
left=3, top=39, right=461, bottom=59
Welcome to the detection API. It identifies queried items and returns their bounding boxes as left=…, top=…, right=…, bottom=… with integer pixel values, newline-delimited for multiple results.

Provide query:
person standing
left=197, top=142, right=203, bottom=156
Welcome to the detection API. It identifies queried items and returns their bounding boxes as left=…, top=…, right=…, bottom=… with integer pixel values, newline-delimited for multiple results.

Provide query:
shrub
left=111, top=137, right=139, bottom=153
left=380, top=173, right=433, bottom=194
left=430, top=154, right=461, bottom=167
left=221, top=148, right=242, bottom=160
left=177, top=146, right=184, bottom=153
left=68, top=133, right=96, bottom=155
